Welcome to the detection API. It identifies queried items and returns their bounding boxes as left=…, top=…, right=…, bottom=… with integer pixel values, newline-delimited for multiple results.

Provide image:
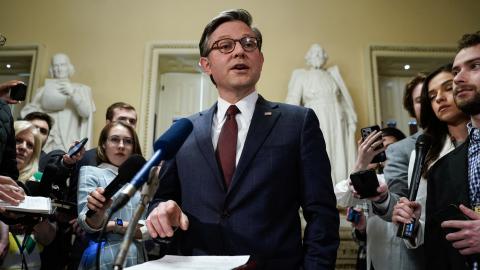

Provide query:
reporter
left=334, top=127, right=406, bottom=270
left=391, top=64, right=468, bottom=250
left=77, top=121, right=144, bottom=270
left=1, top=121, right=57, bottom=270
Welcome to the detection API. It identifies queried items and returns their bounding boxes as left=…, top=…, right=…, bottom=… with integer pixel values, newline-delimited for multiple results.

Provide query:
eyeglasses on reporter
left=107, top=136, right=134, bottom=146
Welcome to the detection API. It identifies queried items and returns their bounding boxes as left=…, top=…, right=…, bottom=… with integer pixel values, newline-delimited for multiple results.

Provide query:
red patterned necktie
left=216, top=105, right=240, bottom=188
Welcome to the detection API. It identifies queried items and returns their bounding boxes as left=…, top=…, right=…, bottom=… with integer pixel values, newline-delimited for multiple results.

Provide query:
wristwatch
left=114, top=218, right=123, bottom=234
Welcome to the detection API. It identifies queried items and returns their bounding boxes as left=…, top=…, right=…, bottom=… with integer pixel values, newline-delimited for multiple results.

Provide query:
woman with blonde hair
left=0, top=120, right=56, bottom=270
left=14, top=120, right=42, bottom=183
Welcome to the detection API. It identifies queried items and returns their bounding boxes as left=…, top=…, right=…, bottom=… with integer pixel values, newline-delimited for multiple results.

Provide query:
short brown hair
left=105, top=102, right=135, bottom=121
left=199, top=9, right=262, bottom=58
left=97, top=121, right=142, bottom=164
left=457, top=31, right=480, bottom=52
left=403, top=73, right=426, bottom=118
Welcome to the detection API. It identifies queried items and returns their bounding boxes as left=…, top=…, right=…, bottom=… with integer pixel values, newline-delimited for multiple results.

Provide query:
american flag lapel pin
left=264, top=112, right=272, bottom=116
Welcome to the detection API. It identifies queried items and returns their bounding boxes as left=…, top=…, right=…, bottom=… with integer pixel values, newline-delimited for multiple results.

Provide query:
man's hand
left=0, top=80, right=24, bottom=104
left=392, top=197, right=421, bottom=225
left=368, top=182, right=389, bottom=202
left=0, top=176, right=25, bottom=209
left=442, top=204, right=480, bottom=255
left=62, top=140, right=86, bottom=166
left=146, top=200, right=189, bottom=239
left=351, top=181, right=388, bottom=203
left=69, top=218, right=84, bottom=236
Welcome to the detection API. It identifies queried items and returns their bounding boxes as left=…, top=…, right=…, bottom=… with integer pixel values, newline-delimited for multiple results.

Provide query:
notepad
left=125, top=255, right=250, bottom=270
left=0, top=196, right=52, bottom=215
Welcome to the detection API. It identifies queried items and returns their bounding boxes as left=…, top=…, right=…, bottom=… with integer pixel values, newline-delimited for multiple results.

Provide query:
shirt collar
left=98, top=162, right=119, bottom=175
left=216, top=91, right=258, bottom=122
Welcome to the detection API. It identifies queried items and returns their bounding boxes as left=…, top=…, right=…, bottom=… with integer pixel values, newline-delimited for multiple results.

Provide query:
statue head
left=48, top=53, right=75, bottom=79
left=305, top=44, right=328, bottom=69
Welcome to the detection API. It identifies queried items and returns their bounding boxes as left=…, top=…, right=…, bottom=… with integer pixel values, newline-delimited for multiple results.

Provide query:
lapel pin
left=264, top=112, right=272, bottom=116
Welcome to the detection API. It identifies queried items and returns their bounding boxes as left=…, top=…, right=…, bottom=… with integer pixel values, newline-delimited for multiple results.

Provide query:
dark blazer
left=0, top=99, right=18, bottom=180
left=149, top=96, right=339, bottom=270
left=425, top=141, right=473, bottom=269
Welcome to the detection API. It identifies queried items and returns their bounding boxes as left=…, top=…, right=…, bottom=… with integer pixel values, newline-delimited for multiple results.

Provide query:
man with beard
left=425, top=31, right=480, bottom=269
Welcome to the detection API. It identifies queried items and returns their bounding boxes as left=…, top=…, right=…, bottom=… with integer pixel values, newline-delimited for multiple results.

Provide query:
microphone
left=86, top=154, right=146, bottom=217
left=110, top=118, right=193, bottom=213
left=397, top=134, right=431, bottom=240
left=113, top=164, right=163, bottom=270
left=37, top=162, right=59, bottom=197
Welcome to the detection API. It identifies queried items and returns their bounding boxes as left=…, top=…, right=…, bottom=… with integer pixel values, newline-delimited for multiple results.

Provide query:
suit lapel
left=228, top=96, right=280, bottom=194
left=194, top=104, right=224, bottom=189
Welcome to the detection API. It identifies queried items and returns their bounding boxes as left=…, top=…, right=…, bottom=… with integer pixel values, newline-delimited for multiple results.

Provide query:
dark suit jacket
left=425, top=141, right=472, bottom=269
left=149, top=96, right=339, bottom=270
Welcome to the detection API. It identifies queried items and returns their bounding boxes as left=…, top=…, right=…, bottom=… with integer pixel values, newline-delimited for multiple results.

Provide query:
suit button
left=220, top=210, right=230, bottom=219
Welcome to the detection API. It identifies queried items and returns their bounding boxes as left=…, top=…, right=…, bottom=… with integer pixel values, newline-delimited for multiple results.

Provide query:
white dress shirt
left=212, top=91, right=258, bottom=165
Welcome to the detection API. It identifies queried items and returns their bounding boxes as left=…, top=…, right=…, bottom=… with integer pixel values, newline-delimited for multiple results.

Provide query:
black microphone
left=110, top=118, right=193, bottom=214
left=397, top=134, right=431, bottom=240
left=86, top=154, right=146, bottom=217
left=37, top=162, right=59, bottom=197
left=26, top=159, right=61, bottom=197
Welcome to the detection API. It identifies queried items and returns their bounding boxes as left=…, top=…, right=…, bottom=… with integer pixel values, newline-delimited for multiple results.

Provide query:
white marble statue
left=21, top=53, right=95, bottom=152
left=286, top=44, right=357, bottom=184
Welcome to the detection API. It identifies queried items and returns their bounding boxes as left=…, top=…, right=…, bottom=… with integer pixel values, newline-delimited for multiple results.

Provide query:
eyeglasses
left=207, top=37, right=259, bottom=55
left=107, top=136, right=134, bottom=146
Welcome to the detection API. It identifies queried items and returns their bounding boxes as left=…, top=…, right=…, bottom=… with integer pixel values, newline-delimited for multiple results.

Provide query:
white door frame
left=364, top=45, right=456, bottom=125
left=139, top=41, right=198, bottom=157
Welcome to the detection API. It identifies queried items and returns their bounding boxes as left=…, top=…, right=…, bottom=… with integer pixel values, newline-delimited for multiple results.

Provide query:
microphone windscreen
left=153, top=118, right=193, bottom=160
left=103, top=154, right=146, bottom=198
left=415, top=133, right=432, bottom=149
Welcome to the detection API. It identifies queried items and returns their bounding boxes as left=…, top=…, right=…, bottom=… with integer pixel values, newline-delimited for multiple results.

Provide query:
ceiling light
left=6, top=64, right=11, bottom=69
left=404, top=64, right=410, bottom=70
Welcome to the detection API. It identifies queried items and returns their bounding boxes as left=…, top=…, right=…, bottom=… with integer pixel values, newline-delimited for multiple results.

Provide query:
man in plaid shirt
left=425, top=31, right=480, bottom=270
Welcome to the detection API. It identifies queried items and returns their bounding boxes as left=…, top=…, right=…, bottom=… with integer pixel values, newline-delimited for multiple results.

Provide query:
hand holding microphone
left=393, top=197, right=422, bottom=225
left=85, top=155, right=146, bottom=218
left=396, top=134, right=431, bottom=240
left=85, top=187, right=112, bottom=229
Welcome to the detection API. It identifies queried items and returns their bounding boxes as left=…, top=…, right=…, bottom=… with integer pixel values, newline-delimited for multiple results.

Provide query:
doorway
left=366, top=45, right=456, bottom=135
left=0, top=45, right=42, bottom=120
left=140, top=42, right=217, bottom=156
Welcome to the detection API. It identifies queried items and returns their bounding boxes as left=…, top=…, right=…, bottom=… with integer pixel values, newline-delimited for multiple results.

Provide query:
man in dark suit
left=425, top=31, right=480, bottom=269
left=146, top=9, right=339, bottom=270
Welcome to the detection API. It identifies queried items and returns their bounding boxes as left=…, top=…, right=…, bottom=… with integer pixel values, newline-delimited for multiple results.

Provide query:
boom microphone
left=110, top=118, right=193, bottom=213
left=397, top=134, right=431, bottom=240
left=86, top=154, right=146, bottom=217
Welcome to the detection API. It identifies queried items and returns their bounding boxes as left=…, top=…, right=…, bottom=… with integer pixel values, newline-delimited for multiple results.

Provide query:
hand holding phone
left=68, top=137, right=88, bottom=157
left=9, top=83, right=27, bottom=101
left=350, top=169, right=380, bottom=199
left=360, top=125, right=386, bottom=163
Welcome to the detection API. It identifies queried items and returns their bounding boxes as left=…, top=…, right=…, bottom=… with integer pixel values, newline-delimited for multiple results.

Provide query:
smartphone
left=346, top=207, right=362, bottom=224
left=360, top=125, right=386, bottom=163
left=350, top=169, right=380, bottom=198
left=9, top=83, right=27, bottom=101
left=67, top=137, right=88, bottom=157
